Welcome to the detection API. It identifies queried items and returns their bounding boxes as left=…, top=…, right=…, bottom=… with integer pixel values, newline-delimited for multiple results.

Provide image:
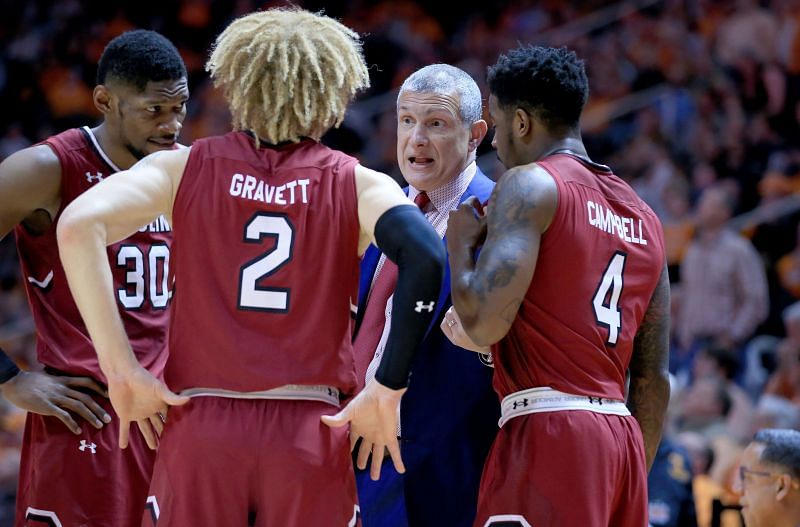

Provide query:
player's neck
left=536, top=135, right=587, bottom=162
left=90, top=124, right=139, bottom=171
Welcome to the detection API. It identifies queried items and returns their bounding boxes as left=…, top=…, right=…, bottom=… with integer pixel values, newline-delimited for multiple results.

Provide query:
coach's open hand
left=321, top=380, right=406, bottom=481
left=107, top=364, right=189, bottom=450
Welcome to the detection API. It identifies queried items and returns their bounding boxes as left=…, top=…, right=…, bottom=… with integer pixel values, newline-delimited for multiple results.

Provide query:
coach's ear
left=469, top=120, right=488, bottom=152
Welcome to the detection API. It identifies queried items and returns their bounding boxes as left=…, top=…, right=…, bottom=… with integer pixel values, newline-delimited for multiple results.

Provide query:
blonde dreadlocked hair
left=206, top=8, right=370, bottom=144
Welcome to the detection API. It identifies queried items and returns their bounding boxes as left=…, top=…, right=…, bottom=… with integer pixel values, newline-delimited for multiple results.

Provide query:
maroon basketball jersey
left=14, top=127, right=171, bottom=381
left=492, top=153, right=665, bottom=400
left=168, top=132, right=361, bottom=393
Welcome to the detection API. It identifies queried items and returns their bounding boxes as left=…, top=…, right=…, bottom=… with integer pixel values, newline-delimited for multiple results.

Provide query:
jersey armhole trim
left=536, top=160, right=568, bottom=248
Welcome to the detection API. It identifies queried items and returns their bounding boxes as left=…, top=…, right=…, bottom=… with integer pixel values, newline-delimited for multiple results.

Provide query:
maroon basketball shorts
left=142, top=397, right=360, bottom=526
left=16, top=395, right=155, bottom=527
left=475, top=410, right=648, bottom=527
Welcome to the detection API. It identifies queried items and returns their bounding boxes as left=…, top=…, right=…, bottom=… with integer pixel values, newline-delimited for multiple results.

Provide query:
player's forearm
left=448, top=243, right=519, bottom=347
left=374, top=208, right=445, bottom=389
left=628, top=265, right=671, bottom=470
left=448, top=243, right=483, bottom=330
left=57, top=211, right=139, bottom=377
left=628, top=371, right=670, bottom=470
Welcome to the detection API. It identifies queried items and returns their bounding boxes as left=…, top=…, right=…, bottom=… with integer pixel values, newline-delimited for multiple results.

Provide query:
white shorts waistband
left=499, top=387, right=630, bottom=428
left=180, top=384, right=340, bottom=407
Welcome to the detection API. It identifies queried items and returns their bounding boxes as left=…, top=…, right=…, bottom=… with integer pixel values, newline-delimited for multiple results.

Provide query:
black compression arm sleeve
left=0, top=348, right=20, bottom=384
left=373, top=205, right=445, bottom=389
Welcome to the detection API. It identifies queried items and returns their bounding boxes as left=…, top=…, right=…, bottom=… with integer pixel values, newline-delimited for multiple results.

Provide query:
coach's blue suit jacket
left=353, top=168, right=499, bottom=527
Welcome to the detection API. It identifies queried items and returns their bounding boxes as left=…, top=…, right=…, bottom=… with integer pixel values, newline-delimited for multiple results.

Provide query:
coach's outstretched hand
left=1, top=370, right=111, bottom=434
left=322, top=380, right=406, bottom=481
left=107, top=364, right=189, bottom=450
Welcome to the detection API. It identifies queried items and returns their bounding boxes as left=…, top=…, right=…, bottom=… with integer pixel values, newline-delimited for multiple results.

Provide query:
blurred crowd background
left=0, top=0, right=799, bottom=525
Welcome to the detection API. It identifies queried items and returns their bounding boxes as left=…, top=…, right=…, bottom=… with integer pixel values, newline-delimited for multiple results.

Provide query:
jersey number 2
left=592, top=251, right=627, bottom=346
left=238, top=213, right=294, bottom=312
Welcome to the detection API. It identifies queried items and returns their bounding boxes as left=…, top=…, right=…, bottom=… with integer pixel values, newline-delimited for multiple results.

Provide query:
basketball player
left=445, top=45, right=671, bottom=527
left=0, top=30, right=188, bottom=526
left=57, top=9, right=444, bottom=526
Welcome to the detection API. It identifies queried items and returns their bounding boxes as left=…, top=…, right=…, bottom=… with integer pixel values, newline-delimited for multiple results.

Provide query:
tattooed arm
left=446, top=164, right=557, bottom=347
left=627, top=264, right=671, bottom=470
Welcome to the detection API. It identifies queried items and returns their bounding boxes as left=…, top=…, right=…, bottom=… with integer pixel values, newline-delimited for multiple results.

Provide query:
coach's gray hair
left=398, top=64, right=483, bottom=124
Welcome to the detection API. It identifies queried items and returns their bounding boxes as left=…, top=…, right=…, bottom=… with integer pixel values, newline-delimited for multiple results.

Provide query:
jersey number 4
left=592, top=251, right=627, bottom=346
left=238, top=212, right=294, bottom=312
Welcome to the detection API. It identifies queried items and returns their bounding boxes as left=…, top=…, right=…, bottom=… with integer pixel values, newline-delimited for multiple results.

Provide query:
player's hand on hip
left=446, top=197, right=487, bottom=250
left=0, top=370, right=111, bottom=434
left=321, top=380, right=406, bottom=480
left=441, top=306, right=491, bottom=354
left=106, top=365, right=189, bottom=450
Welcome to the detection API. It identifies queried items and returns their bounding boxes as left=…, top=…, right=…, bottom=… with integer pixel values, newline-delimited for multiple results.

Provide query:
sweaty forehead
left=140, top=78, right=189, bottom=100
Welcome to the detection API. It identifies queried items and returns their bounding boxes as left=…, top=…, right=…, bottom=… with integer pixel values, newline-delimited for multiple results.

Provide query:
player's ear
left=93, top=85, right=114, bottom=116
left=514, top=107, right=531, bottom=138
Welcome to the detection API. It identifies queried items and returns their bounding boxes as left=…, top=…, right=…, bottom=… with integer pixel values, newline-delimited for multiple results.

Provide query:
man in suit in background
left=737, top=428, right=800, bottom=527
left=353, top=63, right=499, bottom=527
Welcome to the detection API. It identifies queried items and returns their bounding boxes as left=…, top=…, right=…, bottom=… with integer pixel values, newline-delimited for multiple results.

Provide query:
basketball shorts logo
left=414, top=301, right=435, bottom=313
left=78, top=440, right=97, bottom=454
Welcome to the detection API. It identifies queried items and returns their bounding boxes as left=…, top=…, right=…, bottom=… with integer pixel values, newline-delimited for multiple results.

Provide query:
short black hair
left=754, top=428, right=800, bottom=480
left=487, top=45, right=588, bottom=131
left=96, top=30, right=187, bottom=91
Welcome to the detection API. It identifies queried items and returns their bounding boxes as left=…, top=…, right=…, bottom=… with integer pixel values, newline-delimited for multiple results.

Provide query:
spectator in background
left=736, top=428, right=800, bottom=526
left=782, top=300, right=800, bottom=348
left=762, top=338, right=800, bottom=404
left=675, top=431, right=743, bottom=527
left=776, top=222, right=800, bottom=300
left=693, top=346, right=755, bottom=443
left=676, top=185, right=769, bottom=374
left=648, top=437, right=698, bottom=527
left=751, top=394, right=800, bottom=433
left=649, top=375, right=698, bottom=527
left=674, top=377, right=733, bottom=441
left=743, top=302, right=800, bottom=397
left=661, top=176, right=695, bottom=280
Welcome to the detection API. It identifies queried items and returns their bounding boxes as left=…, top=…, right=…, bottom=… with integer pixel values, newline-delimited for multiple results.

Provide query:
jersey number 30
left=116, top=244, right=170, bottom=310
left=238, top=213, right=294, bottom=312
left=592, top=251, right=627, bottom=346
